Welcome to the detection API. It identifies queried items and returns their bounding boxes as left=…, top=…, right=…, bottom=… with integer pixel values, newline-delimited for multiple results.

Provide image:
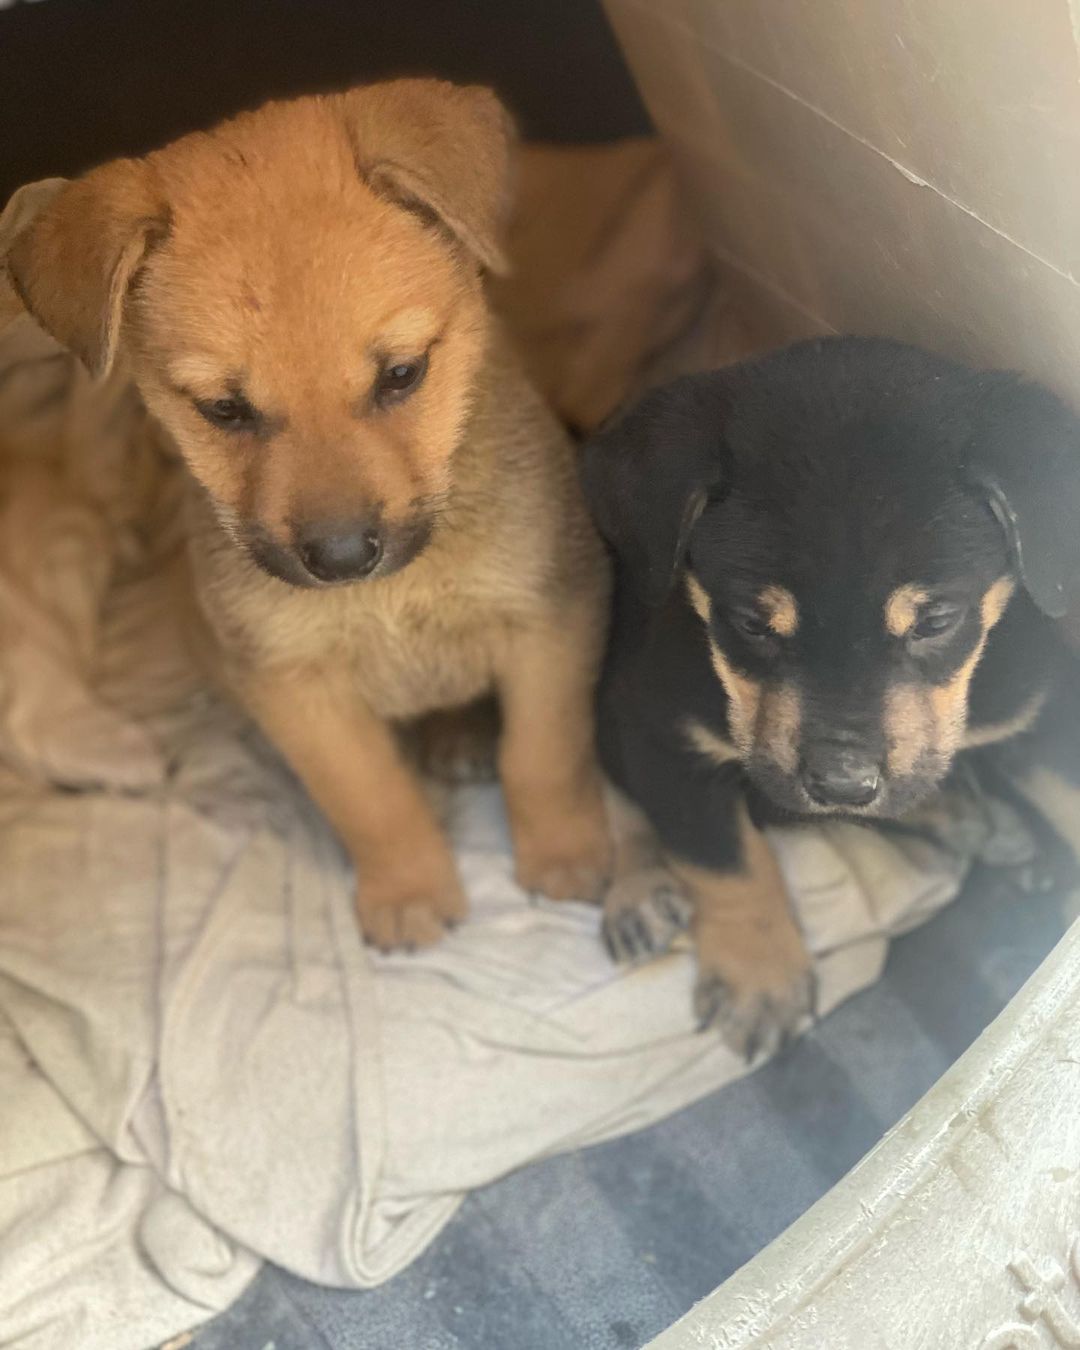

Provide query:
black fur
left=585, top=336, right=1080, bottom=883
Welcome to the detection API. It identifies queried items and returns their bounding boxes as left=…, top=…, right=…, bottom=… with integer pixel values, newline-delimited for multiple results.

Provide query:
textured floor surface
left=189, top=866, right=1072, bottom=1350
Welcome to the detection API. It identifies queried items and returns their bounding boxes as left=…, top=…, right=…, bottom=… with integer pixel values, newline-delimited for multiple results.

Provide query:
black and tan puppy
left=585, top=336, right=1080, bottom=1057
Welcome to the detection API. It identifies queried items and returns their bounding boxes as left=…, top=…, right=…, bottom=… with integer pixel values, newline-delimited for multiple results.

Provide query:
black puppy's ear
left=581, top=374, right=731, bottom=606
left=964, top=374, right=1080, bottom=619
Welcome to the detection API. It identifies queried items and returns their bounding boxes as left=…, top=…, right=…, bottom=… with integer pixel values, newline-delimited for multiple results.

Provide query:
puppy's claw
left=694, top=968, right=817, bottom=1063
left=602, top=871, right=692, bottom=965
left=657, top=888, right=693, bottom=929
left=602, top=908, right=653, bottom=963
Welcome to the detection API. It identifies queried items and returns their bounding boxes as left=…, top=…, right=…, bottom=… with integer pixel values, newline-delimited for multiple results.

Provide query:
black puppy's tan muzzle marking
left=685, top=575, right=801, bottom=773
left=884, top=576, right=1015, bottom=776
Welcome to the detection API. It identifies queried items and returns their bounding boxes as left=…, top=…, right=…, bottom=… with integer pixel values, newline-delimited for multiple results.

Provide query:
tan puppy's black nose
left=801, top=743, right=881, bottom=808
left=297, top=521, right=383, bottom=583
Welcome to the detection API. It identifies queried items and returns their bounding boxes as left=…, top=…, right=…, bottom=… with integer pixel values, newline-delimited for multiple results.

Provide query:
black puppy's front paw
left=602, top=868, right=693, bottom=964
left=694, top=966, right=817, bottom=1063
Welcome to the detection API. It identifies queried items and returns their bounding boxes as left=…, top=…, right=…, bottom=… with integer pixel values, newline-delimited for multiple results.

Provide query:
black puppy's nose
left=296, top=521, right=383, bottom=583
left=801, top=744, right=882, bottom=808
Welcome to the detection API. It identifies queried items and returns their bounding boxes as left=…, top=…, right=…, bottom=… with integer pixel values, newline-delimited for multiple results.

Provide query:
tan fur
left=687, top=577, right=756, bottom=752
left=759, top=682, right=802, bottom=775
left=678, top=854, right=808, bottom=1004
left=883, top=683, right=931, bottom=777
left=759, top=584, right=798, bottom=637
left=600, top=790, right=812, bottom=1055
left=684, top=718, right=739, bottom=766
left=7, top=159, right=166, bottom=377
left=884, top=583, right=928, bottom=638
left=243, top=662, right=468, bottom=949
left=672, top=804, right=813, bottom=1052
left=962, top=689, right=1047, bottom=750
left=705, top=639, right=761, bottom=757
left=685, top=574, right=799, bottom=773
left=495, top=607, right=610, bottom=901
left=686, top=572, right=710, bottom=624
left=981, top=575, right=1016, bottom=629
left=885, top=576, right=1015, bottom=776
left=10, top=82, right=611, bottom=947
left=698, top=640, right=801, bottom=773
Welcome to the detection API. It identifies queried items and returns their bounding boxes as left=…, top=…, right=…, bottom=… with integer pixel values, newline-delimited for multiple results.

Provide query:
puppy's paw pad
left=602, top=871, right=692, bottom=964
left=694, top=967, right=817, bottom=1062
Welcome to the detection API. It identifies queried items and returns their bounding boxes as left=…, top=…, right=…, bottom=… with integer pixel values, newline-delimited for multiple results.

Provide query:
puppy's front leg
left=496, top=617, right=611, bottom=902
left=239, top=667, right=465, bottom=949
left=673, top=795, right=816, bottom=1061
left=604, top=730, right=814, bottom=1057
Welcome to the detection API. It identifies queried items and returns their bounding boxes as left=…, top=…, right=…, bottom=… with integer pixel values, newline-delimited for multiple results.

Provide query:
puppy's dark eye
left=912, top=605, right=964, bottom=641
left=197, top=395, right=258, bottom=429
left=376, top=353, right=428, bottom=403
left=730, top=610, right=772, bottom=640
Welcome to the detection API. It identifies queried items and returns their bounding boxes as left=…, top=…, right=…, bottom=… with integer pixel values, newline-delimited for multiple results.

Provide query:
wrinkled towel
left=0, top=173, right=988, bottom=1350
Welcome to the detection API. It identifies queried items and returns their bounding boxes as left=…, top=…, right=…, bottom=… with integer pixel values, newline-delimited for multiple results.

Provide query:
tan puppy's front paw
left=513, top=805, right=612, bottom=904
left=356, top=869, right=467, bottom=952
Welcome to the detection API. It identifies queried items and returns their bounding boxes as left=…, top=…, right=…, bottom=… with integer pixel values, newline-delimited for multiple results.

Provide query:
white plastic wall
left=603, top=0, right=1080, bottom=404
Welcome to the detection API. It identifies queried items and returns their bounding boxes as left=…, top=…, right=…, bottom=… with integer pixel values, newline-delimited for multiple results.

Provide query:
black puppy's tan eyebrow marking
left=686, top=575, right=754, bottom=753
left=884, top=584, right=928, bottom=637
left=685, top=574, right=801, bottom=774
left=759, top=585, right=798, bottom=637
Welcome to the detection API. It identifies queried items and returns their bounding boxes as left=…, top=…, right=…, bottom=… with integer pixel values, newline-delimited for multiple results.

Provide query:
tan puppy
left=8, top=80, right=612, bottom=948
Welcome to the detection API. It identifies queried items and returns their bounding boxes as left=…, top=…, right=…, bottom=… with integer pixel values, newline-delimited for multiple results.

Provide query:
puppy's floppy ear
left=338, top=78, right=515, bottom=276
left=6, top=158, right=167, bottom=379
left=582, top=373, right=731, bottom=606
left=963, top=373, right=1080, bottom=619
